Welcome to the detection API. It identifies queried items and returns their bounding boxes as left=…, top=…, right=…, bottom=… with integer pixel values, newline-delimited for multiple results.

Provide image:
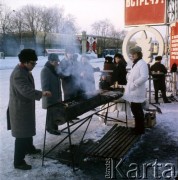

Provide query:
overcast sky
left=1, top=0, right=167, bottom=36
left=2, top=0, right=125, bottom=33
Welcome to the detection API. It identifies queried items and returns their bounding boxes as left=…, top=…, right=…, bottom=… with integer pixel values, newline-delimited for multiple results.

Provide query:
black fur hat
left=105, top=56, right=113, bottom=63
left=18, top=49, right=38, bottom=63
left=155, top=56, right=162, bottom=61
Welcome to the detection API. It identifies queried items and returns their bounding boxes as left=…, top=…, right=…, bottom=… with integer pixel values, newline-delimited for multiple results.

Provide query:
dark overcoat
left=60, top=58, right=80, bottom=100
left=7, top=65, right=42, bottom=138
left=99, top=80, right=111, bottom=90
left=112, top=61, right=127, bottom=85
left=41, top=62, right=62, bottom=109
left=150, top=62, right=167, bottom=91
left=79, top=62, right=95, bottom=93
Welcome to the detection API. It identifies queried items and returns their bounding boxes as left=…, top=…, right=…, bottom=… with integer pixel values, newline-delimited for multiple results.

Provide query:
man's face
left=25, top=61, right=37, bottom=71
left=101, top=75, right=106, bottom=80
left=51, top=61, right=59, bottom=67
left=66, top=52, right=73, bottom=60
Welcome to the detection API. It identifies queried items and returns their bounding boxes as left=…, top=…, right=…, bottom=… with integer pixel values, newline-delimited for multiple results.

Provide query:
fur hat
left=129, top=46, right=142, bottom=54
left=48, top=53, right=60, bottom=62
left=18, top=49, right=38, bottom=63
left=155, top=56, right=162, bottom=61
left=105, top=56, right=113, bottom=63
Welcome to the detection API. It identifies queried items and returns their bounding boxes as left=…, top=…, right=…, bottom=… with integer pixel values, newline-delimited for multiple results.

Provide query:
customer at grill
left=7, top=49, right=51, bottom=170
left=99, top=72, right=113, bottom=90
left=112, top=53, right=127, bottom=86
left=123, top=46, right=148, bottom=135
left=103, top=56, right=114, bottom=85
left=150, top=56, right=170, bottom=103
left=41, top=53, right=63, bottom=135
left=79, top=55, right=95, bottom=94
left=60, top=47, right=80, bottom=101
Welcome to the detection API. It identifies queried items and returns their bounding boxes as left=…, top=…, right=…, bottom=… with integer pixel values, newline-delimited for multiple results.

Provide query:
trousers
left=131, top=102, right=145, bottom=133
left=14, top=137, right=34, bottom=165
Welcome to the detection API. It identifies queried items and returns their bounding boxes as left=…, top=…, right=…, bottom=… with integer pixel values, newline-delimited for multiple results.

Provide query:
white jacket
left=122, top=59, right=148, bottom=103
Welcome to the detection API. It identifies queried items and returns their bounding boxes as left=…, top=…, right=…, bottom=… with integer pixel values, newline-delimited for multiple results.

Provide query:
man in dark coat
left=103, top=56, right=114, bottom=85
left=41, top=53, right=63, bottom=135
left=79, top=55, right=95, bottom=94
left=60, top=47, right=80, bottom=101
left=99, top=73, right=112, bottom=90
left=150, top=56, right=170, bottom=103
left=7, top=49, right=51, bottom=170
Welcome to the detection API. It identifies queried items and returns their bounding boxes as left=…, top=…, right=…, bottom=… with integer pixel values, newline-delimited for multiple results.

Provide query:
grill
left=49, top=90, right=123, bottom=122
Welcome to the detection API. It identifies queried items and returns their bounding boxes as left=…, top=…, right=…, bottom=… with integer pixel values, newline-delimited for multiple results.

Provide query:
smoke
left=52, top=14, right=97, bottom=99
left=56, top=55, right=96, bottom=99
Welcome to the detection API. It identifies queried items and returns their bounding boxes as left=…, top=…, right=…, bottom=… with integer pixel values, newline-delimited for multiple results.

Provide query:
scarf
left=132, top=58, right=141, bottom=68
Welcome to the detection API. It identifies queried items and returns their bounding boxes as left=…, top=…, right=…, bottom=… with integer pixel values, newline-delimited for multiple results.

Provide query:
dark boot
left=161, top=90, right=171, bottom=103
left=27, top=147, right=41, bottom=155
left=14, top=160, right=32, bottom=170
left=25, top=137, right=42, bottom=155
left=47, top=129, right=61, bottom=135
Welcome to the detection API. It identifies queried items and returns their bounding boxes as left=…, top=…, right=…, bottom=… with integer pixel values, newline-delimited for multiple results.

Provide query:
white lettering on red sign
left=126, top=0, right=164, bottom=7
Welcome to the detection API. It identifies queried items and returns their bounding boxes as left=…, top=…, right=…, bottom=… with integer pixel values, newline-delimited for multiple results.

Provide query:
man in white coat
left=123, top=46, right=148, bottom=134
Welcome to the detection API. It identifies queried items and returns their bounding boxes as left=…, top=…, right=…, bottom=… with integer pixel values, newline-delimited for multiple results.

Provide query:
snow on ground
left=0, top=56, right=178, bottom=180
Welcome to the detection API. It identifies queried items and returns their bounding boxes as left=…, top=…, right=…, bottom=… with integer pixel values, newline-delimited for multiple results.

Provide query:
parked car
left=102, top=48, right=122, bottom=58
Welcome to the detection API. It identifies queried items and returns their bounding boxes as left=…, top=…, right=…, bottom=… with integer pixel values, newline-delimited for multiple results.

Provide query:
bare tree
left=19, top=5, right=78, bottom=50
left=0, top=5, right=15, bottom=53
left=0, top=3, right=81, bottom=55
left=91, top=19, right=128, bottom=56
left=91, top=19, right=114, bottom=37
left=10, top=11, right=25, bottom=50
left=40, top=6, right=64, bottom=55
left=52, top=7, right=65, bottom=33
left=60, top=14, right=78, bottom=34
left=111, top=29, right=127, bottom=49
left=91, top=19, right=114, bottom=50
left=20, top=5, right=43, bottom=49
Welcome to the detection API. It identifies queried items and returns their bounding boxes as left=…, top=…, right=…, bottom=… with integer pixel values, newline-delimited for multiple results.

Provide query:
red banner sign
left=170, top=22, right=178, bottom=68
left=125, top=0, right=166, bottom=26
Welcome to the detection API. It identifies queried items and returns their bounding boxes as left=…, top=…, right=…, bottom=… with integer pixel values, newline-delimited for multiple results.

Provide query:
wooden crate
left=144, top=110, right=156, bottom=128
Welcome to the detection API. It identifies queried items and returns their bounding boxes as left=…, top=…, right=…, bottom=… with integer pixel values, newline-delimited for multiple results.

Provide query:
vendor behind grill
left=99, top=72, right=112, bottom=90
left=112, top=53, right=127, bottom=87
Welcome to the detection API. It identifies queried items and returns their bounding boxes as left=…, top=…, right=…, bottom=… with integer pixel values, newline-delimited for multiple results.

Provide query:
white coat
left=122, top=59, right=148, bottom=103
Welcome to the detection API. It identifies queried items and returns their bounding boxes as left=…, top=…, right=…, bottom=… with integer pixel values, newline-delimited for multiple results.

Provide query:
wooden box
left=144, top=111, right=156, bottom=128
